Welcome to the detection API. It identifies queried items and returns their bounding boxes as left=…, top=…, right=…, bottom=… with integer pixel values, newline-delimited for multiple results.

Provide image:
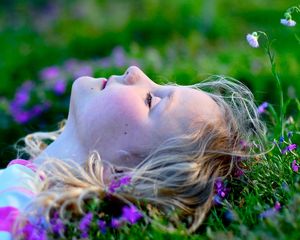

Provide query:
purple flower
left=51, top=218, right=64, bottom=234
left=40, top=66, right=60, bottom=80
left=281, top=144, right=297, bottom=154
left=240, top=139, right=249, bottom=150
left=79, top=212, right=93, bottom=238
left=53, top=79, right=66, bottom=95
left=9, top=80, right=51, bottom=124
left=11, top=110, right=31, bottom=124
left=119, top=175, right=131, bottom=185
left=257, top=102, right=268, bottom=114
left=111, top=218, right=122, bottom=229
left=21, top=221, right=47, bottom=240
left=291, top=160, right=299, bottom=172
left=280, top=18, right=296, bottom=27
left=274, top=201, right=281, bottom=211
left=64, top=59, right=77, bottom=72
left=234, top=168, right=244, bottom=177
left=11, top=81, right=34, bottom=106
left=259, top=202, right=281, bottom=219
left=15, top=90, right=30, bottom=105
left=259, top=208, right=277, bottom=218
left=109, top=175, right=132, bottom=193
left=73, top=65, right=92, bottom=78
left=109, top=180, right=121, bottom=193
left=98, top=220, right=107, bottom=234
left=10, top=103, right=50, bottom=124
left=30, top=104, right=44, bottom=116
left=215, top=178, right=230, bottom=198
left=213, top=195, right=223, bottom=205
left=121, top=205, right=143, bottom=224
left=246, top=32, right=259, bottom=48
left=40, top=66, right=60, bottom=81
left=81, top=231, right=89, bottom=238
left=50, top=212, right=65, bottom=235
left=30, top=102, right=51, bottom=117
left=112, top=46, right=126, bottom=67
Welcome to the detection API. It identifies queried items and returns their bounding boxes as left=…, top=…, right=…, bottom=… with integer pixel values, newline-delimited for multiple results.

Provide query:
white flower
left=280, top=18, right=296, bottom=27
left=246, top=33, right=259, bottom=48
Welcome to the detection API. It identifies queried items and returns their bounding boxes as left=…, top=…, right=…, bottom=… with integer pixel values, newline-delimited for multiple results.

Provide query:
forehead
left=155, top=86, right=222, bottom=138
left=174, top=86, right=221, bottom=120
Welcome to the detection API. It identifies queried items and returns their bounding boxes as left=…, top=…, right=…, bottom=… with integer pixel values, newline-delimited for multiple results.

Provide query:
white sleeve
left=0, top=161, right=43, bottom=240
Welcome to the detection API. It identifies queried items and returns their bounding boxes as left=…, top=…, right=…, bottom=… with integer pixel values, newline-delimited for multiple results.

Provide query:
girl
left=0, top=66, right=266, bottom=239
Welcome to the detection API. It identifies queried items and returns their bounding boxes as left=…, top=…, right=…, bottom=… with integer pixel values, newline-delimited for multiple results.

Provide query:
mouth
left=102, top=79, right=108, bottom=89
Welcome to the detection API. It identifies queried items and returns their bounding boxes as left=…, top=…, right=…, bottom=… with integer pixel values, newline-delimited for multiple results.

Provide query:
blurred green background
left=0, top=0, right=299, bottom=166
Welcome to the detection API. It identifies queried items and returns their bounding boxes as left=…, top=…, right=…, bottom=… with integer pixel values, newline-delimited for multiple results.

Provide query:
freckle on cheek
left=124, top=131, right=127, bottom=135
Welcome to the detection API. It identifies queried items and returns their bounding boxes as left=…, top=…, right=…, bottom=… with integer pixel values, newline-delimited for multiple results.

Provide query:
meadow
left=0, top=1, right=299, bottom=239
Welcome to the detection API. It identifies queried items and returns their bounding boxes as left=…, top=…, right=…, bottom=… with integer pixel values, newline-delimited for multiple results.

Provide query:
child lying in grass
left=0, top=66, right=267, bottom=239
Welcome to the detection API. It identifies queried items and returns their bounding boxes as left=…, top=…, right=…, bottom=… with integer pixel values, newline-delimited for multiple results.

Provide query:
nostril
left=126, top=66, right=140, bottom=75
left=124, top=66, right=141, bottom=85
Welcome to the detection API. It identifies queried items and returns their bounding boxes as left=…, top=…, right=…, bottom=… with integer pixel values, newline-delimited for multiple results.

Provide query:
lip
left=102, top=79, right=108, bottom=89
left=104, top=76, right=115, bottom=89
left=102, top=75, right=121, bottom=89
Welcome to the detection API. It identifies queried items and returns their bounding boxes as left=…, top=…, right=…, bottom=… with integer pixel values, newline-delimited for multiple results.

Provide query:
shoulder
left=0, top=159, right=43, bottom=193
left=0, top=159, right=44, bottom=239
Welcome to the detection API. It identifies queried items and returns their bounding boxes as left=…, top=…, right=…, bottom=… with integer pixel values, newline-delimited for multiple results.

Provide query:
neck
left=32, top=119, right=88, bottom=166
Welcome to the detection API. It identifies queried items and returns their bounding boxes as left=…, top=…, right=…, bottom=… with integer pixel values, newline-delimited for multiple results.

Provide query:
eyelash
left=146, top=92, right=153, bottom=108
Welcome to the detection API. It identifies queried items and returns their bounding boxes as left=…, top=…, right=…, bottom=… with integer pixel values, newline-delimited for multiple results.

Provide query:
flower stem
left=257, top=31, right=284, bottom=136
left=266, top=41, right=284, bottom=136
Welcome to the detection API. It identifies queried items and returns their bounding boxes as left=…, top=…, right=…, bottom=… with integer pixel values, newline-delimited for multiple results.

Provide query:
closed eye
left=146, top=92, right=153, bottom=108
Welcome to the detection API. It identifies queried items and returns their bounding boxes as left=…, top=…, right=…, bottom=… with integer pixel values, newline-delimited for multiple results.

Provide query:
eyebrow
left=161, top=90, right=176, bottom=115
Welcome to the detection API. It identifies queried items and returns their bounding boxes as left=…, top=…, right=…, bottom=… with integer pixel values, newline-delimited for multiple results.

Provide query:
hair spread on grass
left=13, top=75, right=268, bottom=237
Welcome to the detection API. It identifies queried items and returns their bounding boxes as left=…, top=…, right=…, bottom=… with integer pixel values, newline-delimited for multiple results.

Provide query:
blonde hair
left=13, top=75, right=267, bottom=236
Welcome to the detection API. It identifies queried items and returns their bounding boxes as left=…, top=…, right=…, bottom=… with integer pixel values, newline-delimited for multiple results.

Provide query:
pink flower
left=274, top=201, right=281, bottom=211
left=246, top=32, right=259, bottom=48
left=280, top=19, right=296, bottom=27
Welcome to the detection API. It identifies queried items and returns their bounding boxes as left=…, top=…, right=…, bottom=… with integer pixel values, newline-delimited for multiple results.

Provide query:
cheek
left=78, top=90, right=146, bottom=142
left=101, top=90, right=146, bottom=124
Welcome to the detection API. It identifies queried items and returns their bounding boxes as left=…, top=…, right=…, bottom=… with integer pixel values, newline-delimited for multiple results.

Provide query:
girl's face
left=69, top=66, right=221, bottom=168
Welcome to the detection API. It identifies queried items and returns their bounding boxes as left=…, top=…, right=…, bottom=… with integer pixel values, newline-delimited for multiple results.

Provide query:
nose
left=125, top=65, right=141, bottom=75
left=124, top=66, right=147, bottom=85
